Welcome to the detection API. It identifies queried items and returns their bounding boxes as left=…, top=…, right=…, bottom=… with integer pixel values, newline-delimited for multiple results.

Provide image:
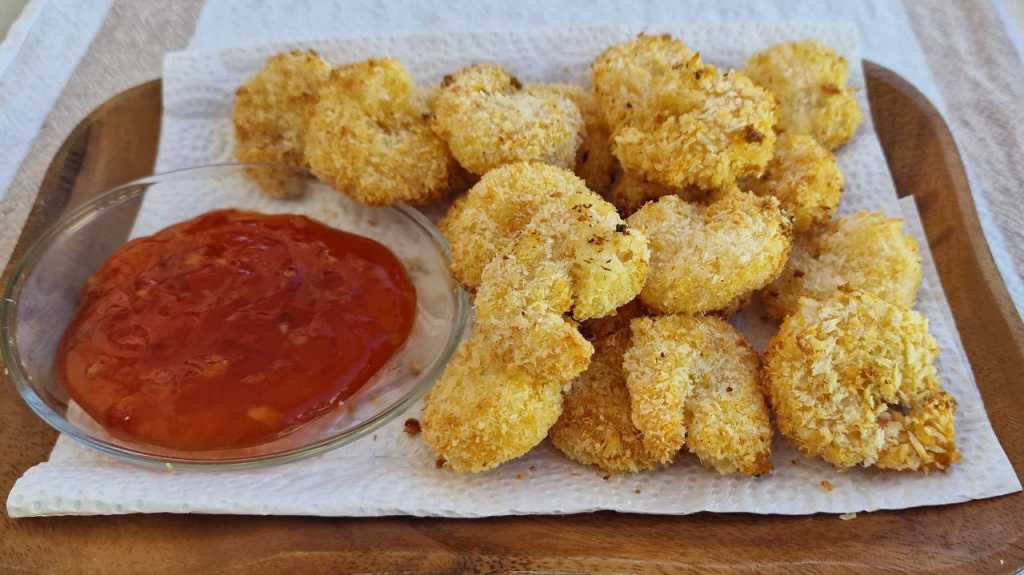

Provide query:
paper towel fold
left=7, top=24, right=1020, bottom=517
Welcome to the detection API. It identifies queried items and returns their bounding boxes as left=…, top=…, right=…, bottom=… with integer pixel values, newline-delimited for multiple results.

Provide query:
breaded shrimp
left=233, top=50, right=331, bottom=198
left=743, top=133, right=843, bottom=232
left=304, top=58, right=456, bottom=205
left=608, top=171, right=710, bottom=215
left=626, top=192, right=792, bottom=314
left=592, top=34, right=700, bottom=130
left=422, top=335, right=565, bottom=473
left=612, top=65, right=777, bottom=191
left=440, top=162, right=648, bottom=297
left=623, top=315, right=773, bottom=475
left=550, top=328, right=668, bottom=473
left=763, top=292, right=960, bottom=471
left=759, top=211, right=921, bottom=319
left=431, top=64, right=584, bottom=175
left=743, top=40, right=863, bottom=150
left=531, top=84, right=617, bottom=194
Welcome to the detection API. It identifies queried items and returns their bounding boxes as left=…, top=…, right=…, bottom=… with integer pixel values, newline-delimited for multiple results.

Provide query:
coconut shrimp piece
left=626, top=192, right=792, bottom=314
left=233, top=50, right=331, bottom=198
left=550, top=328, right=668, bottom=473
left=431, top=64, right=584, bottom=175
left=623, top=315, right=773, bottom=475
left=612, top=64, right=777, bottom=191
left=531, top=84, right=617, bottom=194
left=304, top=58, right=456, bottom=205
left=760, top=211, right=921, bottom=320
left=440, top=162, right=648, bottom=298
left=422, top=335, right=565, bottom=473
left=592, top=34, right=700, bottom=130
left=743, top=133, right=843, bottom=232
left=763, top=292, right=960, bottom=471
left=608, top=171, right=712, bottom=215
left=743, top=40, right=863, bottom=150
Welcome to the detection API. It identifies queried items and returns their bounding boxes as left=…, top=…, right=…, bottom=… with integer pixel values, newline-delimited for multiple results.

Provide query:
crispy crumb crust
left=623, top=315, right=773, bottom=475
left=550, top=329, right=668, bottom=473
left=763, top=292, right=960, bottom=471
left=233, top=50, right=331, bottom=198
left=627, top=191, right=792, bottom=314
left=743, top=133, right=843, bottom=232
left=304, top=58, right=455, bottom=205
left=431, top=64, right=584, bottom=175
left=743, top=40, right=863, bottom=150
left=759, top=211, right=922, bottom=320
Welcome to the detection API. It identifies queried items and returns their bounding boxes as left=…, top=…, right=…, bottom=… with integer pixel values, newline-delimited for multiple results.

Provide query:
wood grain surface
left=0, top=64, right=1022, bottom=574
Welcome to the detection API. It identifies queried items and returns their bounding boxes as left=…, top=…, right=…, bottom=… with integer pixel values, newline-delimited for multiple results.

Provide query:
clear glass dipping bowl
left=0, top=164, right=467, bottom=470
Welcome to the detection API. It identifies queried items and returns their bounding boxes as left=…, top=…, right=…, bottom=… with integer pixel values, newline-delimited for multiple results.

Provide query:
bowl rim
left=0, top=163, right=469, bottom=471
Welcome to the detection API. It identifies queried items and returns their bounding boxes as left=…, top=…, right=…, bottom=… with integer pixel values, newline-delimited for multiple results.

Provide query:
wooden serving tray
left=1, top=62, right=1022, bottom=574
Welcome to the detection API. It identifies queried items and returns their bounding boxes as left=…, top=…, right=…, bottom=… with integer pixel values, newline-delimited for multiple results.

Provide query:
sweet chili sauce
left=57, top=209, right=417, bottom=450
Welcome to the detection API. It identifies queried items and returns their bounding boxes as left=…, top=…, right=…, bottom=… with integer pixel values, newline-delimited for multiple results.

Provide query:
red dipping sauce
left=57, top=209, right=417, bottom=450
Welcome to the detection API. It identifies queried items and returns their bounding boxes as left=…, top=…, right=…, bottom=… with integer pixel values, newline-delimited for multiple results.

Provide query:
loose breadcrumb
left=759, top=211, right=921, bottom=320
left=550, top=329, right=668, bottom=473
left=743, top=133, right=843, bottom=232
left=233, top=50, right=331, bottom=198
left=763, top=292, right=961, bottom=471
left=431, top=64, right=584, bottom=174
left=743, top=40, right=863, bottom=150
left=627, top=191, right=792, bottom=314
left=623, top=315, right=773, bottom=475
left=304, top=58, right=456, bottom=205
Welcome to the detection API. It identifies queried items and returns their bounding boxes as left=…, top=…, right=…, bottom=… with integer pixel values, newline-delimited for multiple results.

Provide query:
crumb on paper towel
left=435, top=457, right=446, bottom=469
left=403, top=418, right=421, bottom=436
left=516, top=473, right=524, bottom=480
left=839, top=512, right=857, bottom=521
left=821, top=480, right=835, bottom=492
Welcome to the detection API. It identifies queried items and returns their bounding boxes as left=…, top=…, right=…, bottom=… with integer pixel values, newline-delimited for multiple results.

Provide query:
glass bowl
left=0, top=164, right=468, bottom=469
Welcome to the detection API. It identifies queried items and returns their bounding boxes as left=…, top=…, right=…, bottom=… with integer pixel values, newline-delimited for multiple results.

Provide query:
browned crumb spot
left=403, top=418, right=422, bottom=436
left=821, top=83, right=841, bottom=95
left=516, top=473, right=524, bottom=480
left=820, top=479, right=834, bottom=493
left=435, top=457, right=447, bottom=469
left=743, top=125, right=765, bottom=143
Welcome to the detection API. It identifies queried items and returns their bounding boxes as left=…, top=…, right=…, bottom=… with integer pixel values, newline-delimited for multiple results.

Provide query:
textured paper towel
left=7, top=24, right=1020, bottom=517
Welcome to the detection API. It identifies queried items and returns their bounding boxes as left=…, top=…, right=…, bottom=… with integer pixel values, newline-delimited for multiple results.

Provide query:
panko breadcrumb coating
left=431, top=64, right=584, bottom=175
left=592, top=34, right=700, bottom=130
left=304, top=58, right=455, bottom=205
left=608, top=171, right=710, bottom=215
left=422, top=335, right=565, bottom=473
left=743, top=40, right=863, bottom=150
left=763, top=292, right=960, bottom=471
left=233, top=50, right=331, bottom=198
left=760, top=211, right=921, bottom=319
left=550, top=329, right=668, bottom=473
left=626, top=192, right=792, bottom=314
left=744, top=133, right=843, bottom=232
left=532, top=84, right=617, bottom=194
left=612, top=65, right=777, bottom=191
left=624, top=315, right=773, bottom=475
left=440, top=163, right=648, bottom=299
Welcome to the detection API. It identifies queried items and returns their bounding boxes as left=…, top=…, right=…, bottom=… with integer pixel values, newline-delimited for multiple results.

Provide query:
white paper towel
left=7, top=24, right=1020, bottom=518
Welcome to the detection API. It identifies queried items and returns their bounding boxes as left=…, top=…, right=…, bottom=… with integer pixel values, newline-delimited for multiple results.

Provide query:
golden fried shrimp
left=233, top=50, right=331, bottom=198
left=431, top=64, right=584, bottom=175
left=531, top=84, right=616, bottom=194
left=743, top=133, right=843, bottom=232
left=612, top=65, right=777, bottom=191
left=422, top=335, right=565, bottom=473
left=304, top=58, right=455, bottom=205
left=592, top=34, right=700, bottom=130
left=759, top=211, right=921, bottom=320
left=626, top=192, right=792, bottom=314
left=743, top=40, right=863, bottom=150
left=608, top=171, right=710, bottom=215
left=763, top=292, right=960, bottom=471
left=440, top=162, right=649, bottom=301
left=550, top=329, right=668, bottom=473
left=623, top=315, right=773, bottom=475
